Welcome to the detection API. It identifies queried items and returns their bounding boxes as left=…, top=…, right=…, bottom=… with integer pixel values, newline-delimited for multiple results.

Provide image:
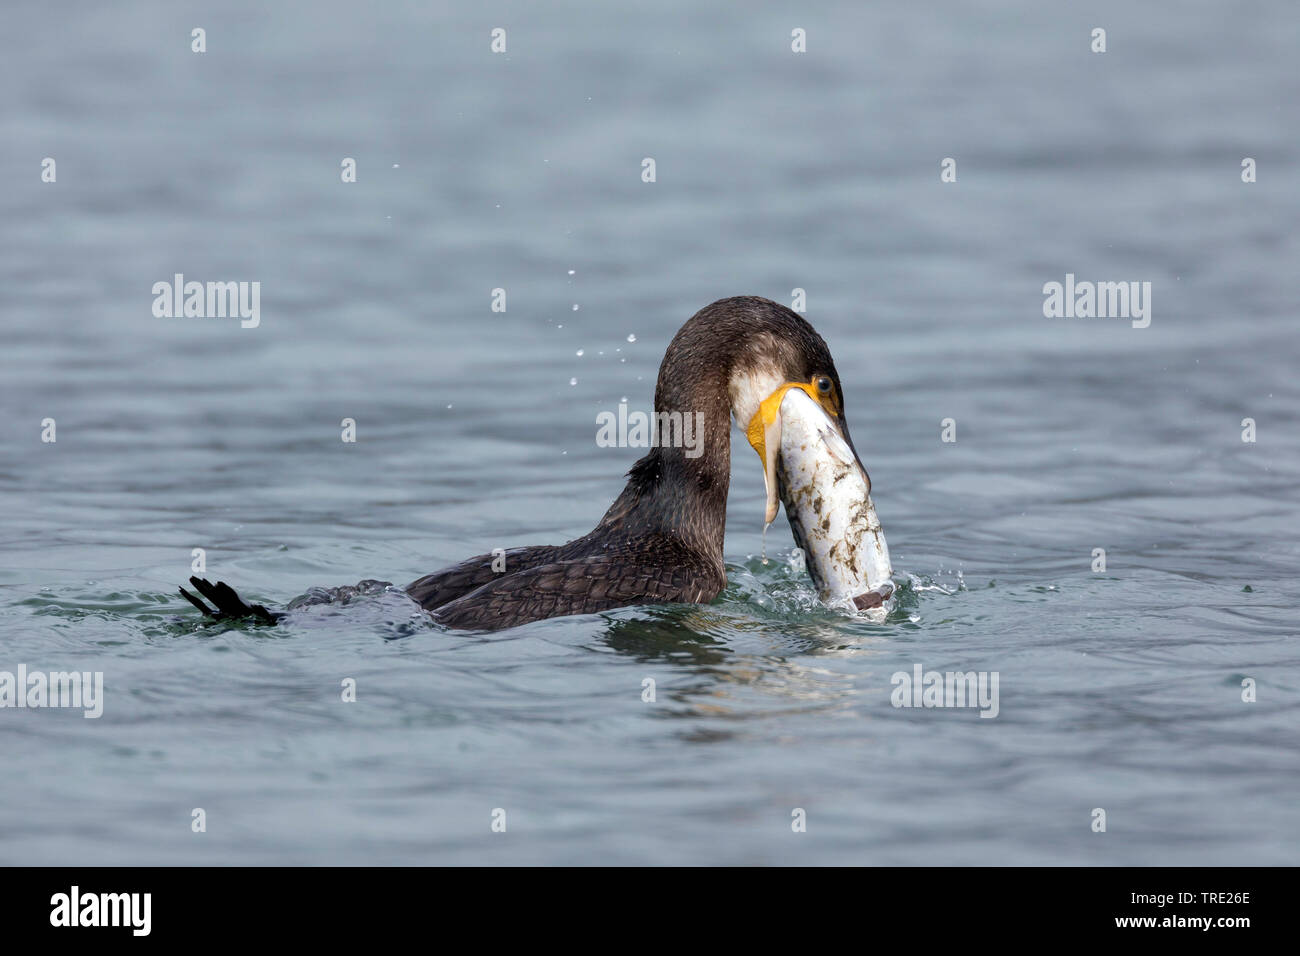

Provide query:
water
left=2, top=0, right=1298, bottom=865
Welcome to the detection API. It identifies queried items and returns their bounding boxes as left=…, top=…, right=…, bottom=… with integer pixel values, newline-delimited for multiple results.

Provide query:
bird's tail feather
left=180, top=577, right=282, bottom=625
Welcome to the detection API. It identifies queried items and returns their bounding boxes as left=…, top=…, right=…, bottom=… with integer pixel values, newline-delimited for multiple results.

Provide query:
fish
left=772, top=387, right=894, bottom=619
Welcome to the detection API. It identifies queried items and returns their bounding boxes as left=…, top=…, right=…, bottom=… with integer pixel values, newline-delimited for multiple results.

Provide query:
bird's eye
left=815, top=376, right=832, bottom=395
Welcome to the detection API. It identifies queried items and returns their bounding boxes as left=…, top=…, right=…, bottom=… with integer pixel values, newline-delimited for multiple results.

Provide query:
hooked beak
left=744, top=382, right=829, bottom=528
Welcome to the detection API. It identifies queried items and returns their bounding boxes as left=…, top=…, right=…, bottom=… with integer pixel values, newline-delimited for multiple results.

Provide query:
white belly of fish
left=774, top=388, right=894, bottom=619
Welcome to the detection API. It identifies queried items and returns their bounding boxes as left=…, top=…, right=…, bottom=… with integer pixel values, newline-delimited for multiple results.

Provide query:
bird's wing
left=429, top=549, right=721, bottom=631
left=405, top=544, right=561, bottom=611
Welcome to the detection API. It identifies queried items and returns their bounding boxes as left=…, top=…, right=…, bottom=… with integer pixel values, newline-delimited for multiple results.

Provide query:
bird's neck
left=598, top=399, right=733, bottom=557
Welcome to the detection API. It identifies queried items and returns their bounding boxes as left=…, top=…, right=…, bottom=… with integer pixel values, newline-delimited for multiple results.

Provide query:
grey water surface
left=1, top=0, right=1298, bottom=865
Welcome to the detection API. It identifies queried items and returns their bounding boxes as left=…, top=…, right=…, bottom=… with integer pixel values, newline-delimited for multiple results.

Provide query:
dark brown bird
left=181, top=296, right=864, bottom=631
